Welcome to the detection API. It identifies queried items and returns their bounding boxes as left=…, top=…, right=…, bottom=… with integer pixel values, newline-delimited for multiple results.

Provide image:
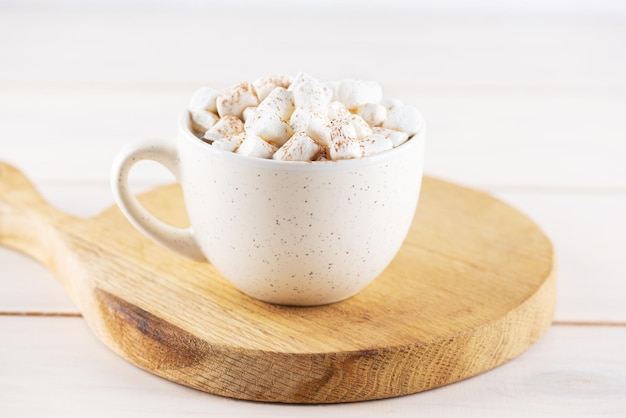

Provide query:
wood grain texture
left=0, top=162, right=556, bottom=403
left=2, top=319, right=625, bottom=418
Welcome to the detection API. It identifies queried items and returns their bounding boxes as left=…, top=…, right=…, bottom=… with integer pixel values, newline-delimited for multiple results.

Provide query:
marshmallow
left=306, top=112, right=332, bottom=148
left=235, top=132, right=277, bottom=159
left=188, top=87, right=220, bottom=113
left=349, top=114, right=373, bottom=139
left=383, top=105, right=423, bottom=136
left=323, top=84, right=334, bottom=103
left=288, top=72, right=318, bottom=91
left=288, top=109, right=332, bottom=147
left=189, top=74, right=421, bottom=161
left=190, top=110, right=219, bottom=133
left=328, top=118, right=362, bottom=160
left=255, top=87, right=295, bottom=121
left=324, top=80, right=340, bottom=102
left=355, top=103, right=387, bottom=127
left=381, top=97, right=404, bottom=111
left=288, top=108, right=313, bottom=132
left=245, top=111, right=293, bottom=147
left=203, top=115, right=245, bottom=142
left=216, top=82, right=260, bottom=119
left=273, top=132, right=321, bottom=161
left=327, top=101, right=351, bottom=120
left=290, top=73, right=328, bottom=115
left=242, top=106, right=257, bottom=122
left=212, top=132, right=245, bottom=152
left=360, top=133, right=393, bottom=156
left=372, top=127, right=410, bottom=147
left=253, top=74, right=293, bottom=101
left=336, top=79, right=383, bottom=109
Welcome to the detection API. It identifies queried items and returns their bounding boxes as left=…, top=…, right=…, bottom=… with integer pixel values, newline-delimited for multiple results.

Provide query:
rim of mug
left=179, top=111, right=425, bottom=171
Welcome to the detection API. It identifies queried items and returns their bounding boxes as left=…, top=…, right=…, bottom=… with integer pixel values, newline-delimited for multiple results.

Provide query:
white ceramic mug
left=111, top=112, right=425, bottom=306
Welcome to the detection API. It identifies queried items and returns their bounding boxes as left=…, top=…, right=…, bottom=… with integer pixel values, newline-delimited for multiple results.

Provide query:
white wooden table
left=1, top=2, right=625, bottom=416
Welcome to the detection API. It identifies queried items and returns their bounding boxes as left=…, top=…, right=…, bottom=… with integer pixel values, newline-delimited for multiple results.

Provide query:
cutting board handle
left=111, top=139, right=205, bottom=261
left=0, top=162, right=68, bottom=266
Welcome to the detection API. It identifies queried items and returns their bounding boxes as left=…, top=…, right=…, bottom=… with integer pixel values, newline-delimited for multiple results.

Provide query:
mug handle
left=110, top=139, right=206, bottom=261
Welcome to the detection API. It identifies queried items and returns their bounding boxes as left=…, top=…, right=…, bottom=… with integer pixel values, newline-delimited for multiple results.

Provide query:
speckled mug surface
left=112, top=113, right=425, bottom=305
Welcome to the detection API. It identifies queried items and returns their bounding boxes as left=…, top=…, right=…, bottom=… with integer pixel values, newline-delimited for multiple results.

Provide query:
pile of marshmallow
left=188, top=73, right=422, bottom=161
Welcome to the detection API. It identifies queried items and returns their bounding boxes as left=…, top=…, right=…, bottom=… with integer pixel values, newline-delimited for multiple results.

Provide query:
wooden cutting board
left=0, top=162, right=556, bottom=404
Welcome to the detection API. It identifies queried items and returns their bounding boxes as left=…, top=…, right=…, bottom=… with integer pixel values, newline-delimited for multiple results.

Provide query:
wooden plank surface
left=1, top=9, right=625, bottom=90
left=1, top=317, right=624, bottom=417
